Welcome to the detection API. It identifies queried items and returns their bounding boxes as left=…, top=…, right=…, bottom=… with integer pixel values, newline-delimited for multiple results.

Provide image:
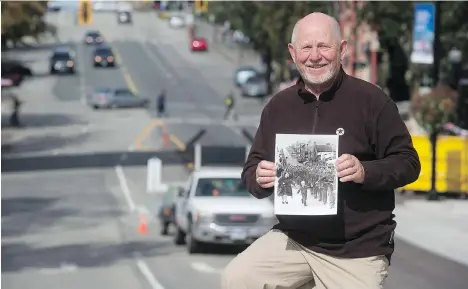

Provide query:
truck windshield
left=195, top=178, right=250, bottom=197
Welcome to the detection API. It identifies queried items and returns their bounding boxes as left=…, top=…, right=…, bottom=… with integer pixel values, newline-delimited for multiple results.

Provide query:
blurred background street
left=1, top=1, right=468, bottom=289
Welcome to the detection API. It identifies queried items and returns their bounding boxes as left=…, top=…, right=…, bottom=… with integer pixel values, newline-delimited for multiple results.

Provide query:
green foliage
left=207, top=1, right=332, bottom=67
left=412, top=85, right=458, bottom=134
left=1, top=1, right=54, bottom=47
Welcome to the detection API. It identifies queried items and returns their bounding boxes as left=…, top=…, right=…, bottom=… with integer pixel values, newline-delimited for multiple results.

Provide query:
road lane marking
left=142, top=40, right=174, bottom=80
left=132, top=119, right=163, bottom=150
left=123, top=69, right=138, bottom=95
left=190, top=262, right=222, bottom=274
left=76, top=41, right=87, bottom=104
left=169, top=134, right=186, bottom=151
left=39, top=262, right=77, bottom=275
left=115, top=165, right=137, bottom=211
left=134, top=252, right=166, bottom=289
left=105, top=37, right=138, bottom=94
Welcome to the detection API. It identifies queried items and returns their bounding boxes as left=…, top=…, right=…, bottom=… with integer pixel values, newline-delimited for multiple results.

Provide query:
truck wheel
left=174, top=226, right=186, bottom=245
left=187, top=222, right=202, bottom=254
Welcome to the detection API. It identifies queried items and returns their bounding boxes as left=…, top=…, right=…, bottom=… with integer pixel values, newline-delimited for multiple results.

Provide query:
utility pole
left=431, top=1, right=441, bottom=87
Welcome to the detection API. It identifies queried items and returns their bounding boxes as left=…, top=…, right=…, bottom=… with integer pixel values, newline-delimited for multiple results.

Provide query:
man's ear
left=288, top=43, right=296, bottom=63
left=339, top=40, right=348, bottom=62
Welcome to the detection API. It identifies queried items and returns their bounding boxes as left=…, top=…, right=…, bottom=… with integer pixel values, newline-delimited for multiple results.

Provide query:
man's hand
left=336, top=154, right=365, bottom=184
left=256, top=160, right=276, bottom=188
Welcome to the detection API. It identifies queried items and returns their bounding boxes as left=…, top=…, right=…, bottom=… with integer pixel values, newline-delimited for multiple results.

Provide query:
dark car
left=1, top=60, right=32, bottom=86
left=49, top=47, right=76, bottom=74
left=157, top=187, right=178, bottom=235
left=88, top=88, right=149, bottom=109
left=117, top=11, right=132, bottom=24
left=93, top=44, right=116, bottom=68
left=84, top=30, right=104, bottom=45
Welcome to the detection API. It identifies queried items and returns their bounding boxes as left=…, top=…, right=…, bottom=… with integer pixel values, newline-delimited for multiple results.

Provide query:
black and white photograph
left=274, top=134, right=339, bottom=215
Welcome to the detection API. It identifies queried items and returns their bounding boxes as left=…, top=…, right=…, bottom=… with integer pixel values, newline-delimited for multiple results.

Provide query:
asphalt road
left=2, top=10, right=468, bottom=289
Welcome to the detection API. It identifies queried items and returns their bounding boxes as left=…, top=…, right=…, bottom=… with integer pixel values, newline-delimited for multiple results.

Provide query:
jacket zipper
left=311, top=102, right=319, bottom=134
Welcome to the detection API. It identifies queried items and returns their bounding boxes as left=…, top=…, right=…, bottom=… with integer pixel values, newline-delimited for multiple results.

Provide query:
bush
left=411, top=85, right=458, bottom=134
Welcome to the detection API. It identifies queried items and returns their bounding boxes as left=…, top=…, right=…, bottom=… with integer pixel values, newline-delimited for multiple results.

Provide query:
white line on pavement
left=134, top=252, right=166, bottom=289
left=115, top=165, right=136, bottom=211
left=142, top=40, right=174, bottom=80
left=76, top=40, right=88, bottom=104
left=190, top=262, right=222, bottom=274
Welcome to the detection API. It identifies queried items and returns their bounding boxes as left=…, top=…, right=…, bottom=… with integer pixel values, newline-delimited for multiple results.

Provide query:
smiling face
left=288, top=13, right=347, bottom=87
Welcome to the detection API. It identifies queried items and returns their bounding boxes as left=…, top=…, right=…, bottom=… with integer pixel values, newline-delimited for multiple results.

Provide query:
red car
left=190, top=37, right=207, bottom=51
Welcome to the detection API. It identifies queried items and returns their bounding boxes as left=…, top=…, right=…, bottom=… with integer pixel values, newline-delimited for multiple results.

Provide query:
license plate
left=230, top=230, right=247, bottom=240
left=102, top=61, right=107, bottom=66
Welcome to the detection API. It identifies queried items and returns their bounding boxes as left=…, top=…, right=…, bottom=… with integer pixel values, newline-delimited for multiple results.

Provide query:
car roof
left=53, top=46, right=71, bottom=53
left=94, top=44, right=112, bottom=50
left=86, top=30, right=101, bottom=35
left=193, top=167, right=243, bottom=179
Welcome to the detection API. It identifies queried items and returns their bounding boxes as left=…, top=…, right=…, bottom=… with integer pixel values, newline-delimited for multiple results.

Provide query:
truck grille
left=214, top=214, right=260, bottom=226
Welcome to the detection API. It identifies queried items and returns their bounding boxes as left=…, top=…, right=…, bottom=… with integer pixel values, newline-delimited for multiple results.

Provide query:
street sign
left=410, top=2, right=435, bottom=64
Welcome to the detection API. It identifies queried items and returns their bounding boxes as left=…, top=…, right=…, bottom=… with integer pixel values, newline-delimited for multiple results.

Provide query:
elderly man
left=221, top=12, right=420, bottom=289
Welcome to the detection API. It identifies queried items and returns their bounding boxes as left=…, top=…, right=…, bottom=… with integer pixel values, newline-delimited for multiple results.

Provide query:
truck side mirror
left=177, top=187, right=184, bottom=197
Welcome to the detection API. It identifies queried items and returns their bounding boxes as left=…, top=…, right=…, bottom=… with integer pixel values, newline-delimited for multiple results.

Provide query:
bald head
left=291, top=13, right=342, bottom=45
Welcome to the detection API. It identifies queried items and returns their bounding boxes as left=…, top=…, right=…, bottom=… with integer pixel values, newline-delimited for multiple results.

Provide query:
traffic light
left=195, top=0, right=208, bottom=12
left=78, top=0, right=92, bottom=25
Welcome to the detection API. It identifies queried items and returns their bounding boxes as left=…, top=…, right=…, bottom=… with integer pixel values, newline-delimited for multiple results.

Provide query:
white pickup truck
left=173, top=166, right=277, bottom=253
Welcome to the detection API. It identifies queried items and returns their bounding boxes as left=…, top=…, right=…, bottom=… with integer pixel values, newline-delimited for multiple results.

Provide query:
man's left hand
left=335, top=154, right=365, bottom=184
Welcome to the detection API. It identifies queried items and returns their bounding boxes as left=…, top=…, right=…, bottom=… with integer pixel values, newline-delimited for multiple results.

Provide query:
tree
left=1, top=1, right=55, bottom=48
left=411, top=85, right=458, bottom=200
left=207, top=1, right=332, bottom=90
left=358, top=2, right=468, bottom=101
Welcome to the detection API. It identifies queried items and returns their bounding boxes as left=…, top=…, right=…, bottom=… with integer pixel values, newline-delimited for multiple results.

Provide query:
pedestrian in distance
left=221, top=12, right=421, bottom=289
left=223, top=91, right=237, bottom=121
left=156, top=88, right=166, bottom=117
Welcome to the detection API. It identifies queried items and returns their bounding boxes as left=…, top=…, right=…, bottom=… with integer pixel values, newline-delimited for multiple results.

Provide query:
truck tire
left=174, top=226, right=186, bottom=245
left=187, top=221, right=202, bottom=254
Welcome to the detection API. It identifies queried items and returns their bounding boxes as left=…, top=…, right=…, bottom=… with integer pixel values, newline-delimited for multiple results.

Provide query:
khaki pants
left=221, top=230, right=389, bottom=289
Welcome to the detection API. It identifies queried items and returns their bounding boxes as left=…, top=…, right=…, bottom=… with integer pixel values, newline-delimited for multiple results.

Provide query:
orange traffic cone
left=138, top=214, right=148, bottom=234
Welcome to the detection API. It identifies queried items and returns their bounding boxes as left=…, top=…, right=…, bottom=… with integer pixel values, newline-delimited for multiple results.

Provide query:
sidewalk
left=394, top=199, right=468, bottom=267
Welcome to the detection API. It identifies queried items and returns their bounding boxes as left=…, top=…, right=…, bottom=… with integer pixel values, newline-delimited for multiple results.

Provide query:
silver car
left=88, top=88, right=149, bottom=109
left=241, top=74, right=268, bottom=97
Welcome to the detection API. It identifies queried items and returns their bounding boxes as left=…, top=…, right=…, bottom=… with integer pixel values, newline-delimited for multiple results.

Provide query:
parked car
left=234, top=66, right=258, bottom=87
left=241, top=73, right=268, bottom=97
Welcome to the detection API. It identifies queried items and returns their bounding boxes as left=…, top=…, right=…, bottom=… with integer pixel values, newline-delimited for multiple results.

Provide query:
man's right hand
left=255, top=160, right=276, bottom=188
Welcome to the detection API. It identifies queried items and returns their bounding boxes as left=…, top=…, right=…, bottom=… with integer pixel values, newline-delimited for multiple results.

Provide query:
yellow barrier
left=401, top=135, right=468, bottom=194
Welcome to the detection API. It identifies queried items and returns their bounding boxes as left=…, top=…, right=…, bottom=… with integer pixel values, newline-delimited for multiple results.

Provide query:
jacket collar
left=296, top=66, right=346, bottom=103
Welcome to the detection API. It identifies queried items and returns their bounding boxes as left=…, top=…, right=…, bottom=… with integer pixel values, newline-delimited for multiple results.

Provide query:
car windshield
left=96, top=48, right=112, bottom=56
left=195, top=178, right=250, bottom=197
left=236, top=70, right=257, bottom=83
left=52, top=52, right=70, bottom=60
left=246, top=74, right=265, bottom=83
left=114, top=89, right=134, bottom=97
left=87, top=32, right=100, bottom=37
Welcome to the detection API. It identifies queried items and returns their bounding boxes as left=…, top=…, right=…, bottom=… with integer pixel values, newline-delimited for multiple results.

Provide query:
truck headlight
left=194, top=210, right=212, bottom=224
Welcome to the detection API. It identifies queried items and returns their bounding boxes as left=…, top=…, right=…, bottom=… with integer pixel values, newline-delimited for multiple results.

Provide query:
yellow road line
left=123, top=70, right=138, bottom=95
left=169, top=134, right=186, bottom=151
left=133, top=119, right=163, bottom=150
